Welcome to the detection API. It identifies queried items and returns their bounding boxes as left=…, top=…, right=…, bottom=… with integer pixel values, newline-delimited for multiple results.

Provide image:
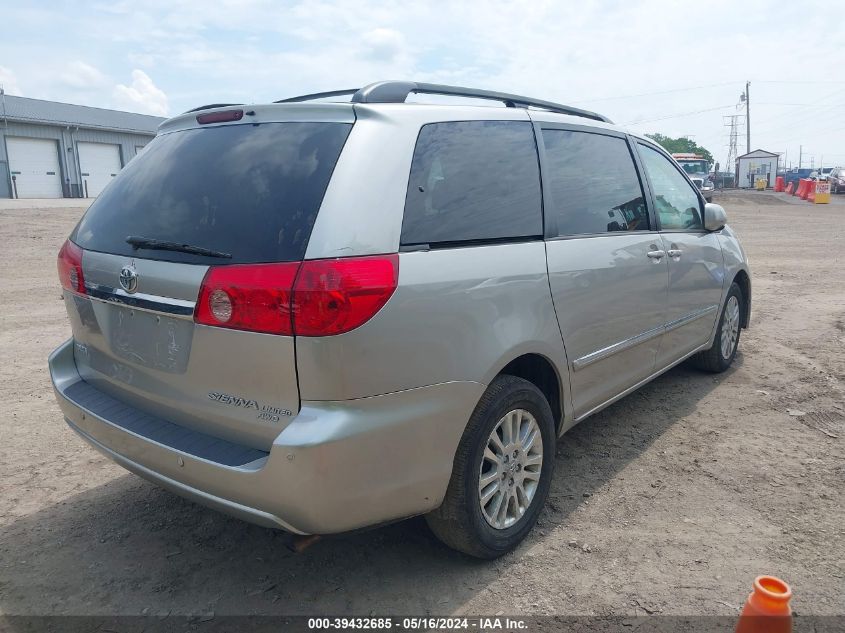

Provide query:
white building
left=1, top=93, right=163, bottom=199
left=736, top=149, right=780, bottom=189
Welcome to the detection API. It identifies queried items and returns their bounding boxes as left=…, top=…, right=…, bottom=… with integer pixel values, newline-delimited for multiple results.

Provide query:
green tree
left=645, top=133, right=713, bottom=163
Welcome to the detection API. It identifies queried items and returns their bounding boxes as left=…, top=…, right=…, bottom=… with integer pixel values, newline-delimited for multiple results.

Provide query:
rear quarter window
left=541, top=129, right=648, bottom=236
left=401, top=121, right=542, bottom=246
left=71, top=122, right=352, bottom=264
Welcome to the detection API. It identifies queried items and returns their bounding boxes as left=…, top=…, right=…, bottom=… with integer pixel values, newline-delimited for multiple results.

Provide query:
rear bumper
left=49, top=339, right=484, bottom=534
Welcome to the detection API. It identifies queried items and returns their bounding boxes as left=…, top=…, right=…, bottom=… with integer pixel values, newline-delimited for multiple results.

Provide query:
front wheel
left=692, top=282, right=743, bottom=372
left=425, top=375, right=556, bottom=559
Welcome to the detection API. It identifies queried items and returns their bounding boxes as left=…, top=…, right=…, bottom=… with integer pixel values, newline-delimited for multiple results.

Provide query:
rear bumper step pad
left=63, top=381, right=267, bottom=467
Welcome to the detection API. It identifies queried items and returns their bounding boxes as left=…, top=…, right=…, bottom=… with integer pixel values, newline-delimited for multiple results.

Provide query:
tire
left=425, top=375, right=556, bottom=559
left=691, top=282, right=743, bottom=373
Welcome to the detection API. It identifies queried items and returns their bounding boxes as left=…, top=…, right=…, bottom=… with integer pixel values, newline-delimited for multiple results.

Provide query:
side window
left=401, top=121, right=542, bottom=245
left=638, top=144, right=703, bottom=231
left=541, top=129, right=648, bottom=236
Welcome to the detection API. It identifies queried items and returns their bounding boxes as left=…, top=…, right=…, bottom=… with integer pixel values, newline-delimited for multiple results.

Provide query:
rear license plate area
left=109, top=307, right=193, bottom=373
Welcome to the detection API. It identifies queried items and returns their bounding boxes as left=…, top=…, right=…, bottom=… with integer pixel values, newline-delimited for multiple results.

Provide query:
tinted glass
left=72, top=122, right=352, bottom=264
left=542, top=129, right=648, bottom=236
left=638, top=144, right=703, bottom=231
left=401, top=121, right=542, bottom=245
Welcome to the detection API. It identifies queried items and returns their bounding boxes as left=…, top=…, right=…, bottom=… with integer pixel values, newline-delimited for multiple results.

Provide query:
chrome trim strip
left=573, top=339, right=710, bottom=423
left=572, top=325, right=664, bottom=371
left=665, top=304, right=718, bottom=332
left=84, top=282, right=196, bottom=317
left=572, top=305, right=719, bottom=372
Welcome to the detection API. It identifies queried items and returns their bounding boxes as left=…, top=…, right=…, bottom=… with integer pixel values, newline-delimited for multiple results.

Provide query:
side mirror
left=704, top=202, right=727, bottom=231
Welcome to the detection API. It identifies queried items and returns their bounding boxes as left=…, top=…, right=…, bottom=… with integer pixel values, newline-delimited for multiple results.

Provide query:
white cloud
left=0, top=1, right=843, bottom=164
left=60, top=61, right=109, bottom=90
left=112, top=69, right=169, bottom=116
left=360, top=27, right=406, bottom=62
left=0, top=65, right=22, bottom=95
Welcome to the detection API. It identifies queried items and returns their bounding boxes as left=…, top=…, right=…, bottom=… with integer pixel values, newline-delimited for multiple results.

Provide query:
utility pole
left=744, top=81, right=751, bottom=153
left=799, top=145, right=802, bottom=169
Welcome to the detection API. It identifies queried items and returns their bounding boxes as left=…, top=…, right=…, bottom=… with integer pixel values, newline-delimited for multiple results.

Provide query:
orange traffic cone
left=735, top=576, right=792, bottom=633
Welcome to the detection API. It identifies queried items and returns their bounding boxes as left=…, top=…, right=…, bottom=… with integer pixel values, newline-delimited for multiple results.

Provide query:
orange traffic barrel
left=736, top=576, right=792, bottom=633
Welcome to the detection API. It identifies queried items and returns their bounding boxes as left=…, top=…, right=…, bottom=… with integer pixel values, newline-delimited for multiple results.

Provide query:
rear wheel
left=692, top=282, right=743, bottom=373
left=426, top=375, right=555, bottom=559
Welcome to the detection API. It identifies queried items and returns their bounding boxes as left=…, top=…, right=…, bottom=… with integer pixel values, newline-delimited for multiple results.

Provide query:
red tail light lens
left=293, top=255, right=399, bottom=336
left=57, top=239, right=86, bottom=295
left=195, top=263, right=299, bottom=335
left=193, top=255, right=399, bottom=337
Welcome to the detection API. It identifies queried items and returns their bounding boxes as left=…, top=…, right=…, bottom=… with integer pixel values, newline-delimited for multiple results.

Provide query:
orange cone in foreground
left=735, top=575, right=792, bottom=633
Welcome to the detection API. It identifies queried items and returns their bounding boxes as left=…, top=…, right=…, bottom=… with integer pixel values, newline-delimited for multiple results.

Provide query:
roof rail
left=185, top=103, right=242, bottom=113
left=275, top=81, right=611, bottom=123
left=275, top=89, right=358, bottom=104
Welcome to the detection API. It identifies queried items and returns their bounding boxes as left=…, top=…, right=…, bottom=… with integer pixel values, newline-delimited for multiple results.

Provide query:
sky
left=2, top=0, right=844, bottom=170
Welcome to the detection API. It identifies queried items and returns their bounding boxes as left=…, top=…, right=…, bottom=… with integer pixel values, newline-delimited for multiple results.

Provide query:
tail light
left=57, top=240, right=86, bottom=295
left=293, top=255, right=399, bottom=336
left=195, top=263, right=299, bottom=335
left=194, top=254, right=398, bottom=337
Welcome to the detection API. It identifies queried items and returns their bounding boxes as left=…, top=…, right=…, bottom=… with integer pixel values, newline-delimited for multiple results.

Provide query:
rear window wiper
left=126, top=235, right=232, bottom=259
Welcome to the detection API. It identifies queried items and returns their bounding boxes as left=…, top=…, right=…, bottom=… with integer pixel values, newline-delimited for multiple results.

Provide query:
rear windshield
left=71, top=121, right=352, bottom=264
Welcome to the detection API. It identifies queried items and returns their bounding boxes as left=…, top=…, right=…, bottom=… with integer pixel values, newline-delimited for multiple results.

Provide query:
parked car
left=810, top=168, right=834, bottom=181
left=49, top=81, right=751, bottom=559
left=829, top=167, right=845, bottom=193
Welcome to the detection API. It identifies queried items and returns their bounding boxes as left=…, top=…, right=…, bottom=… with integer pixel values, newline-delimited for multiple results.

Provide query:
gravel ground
left=0, top=191, right=842, bottom=618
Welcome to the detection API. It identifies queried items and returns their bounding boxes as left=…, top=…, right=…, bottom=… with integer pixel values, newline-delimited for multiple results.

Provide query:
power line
left=571, top=81, right=739, bottom=104
left=622, top=104, right=736, bottom=125
left=755, top=80, right=845, bottom=84
left=752, top=86, right=845, bottom=130
left=574, top=79, right=845, bottom=105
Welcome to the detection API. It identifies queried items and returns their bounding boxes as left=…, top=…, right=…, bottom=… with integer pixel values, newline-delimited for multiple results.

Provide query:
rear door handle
left=667, top=249, right=682, bottom=258
left=647, top=250, right=665, bottom=259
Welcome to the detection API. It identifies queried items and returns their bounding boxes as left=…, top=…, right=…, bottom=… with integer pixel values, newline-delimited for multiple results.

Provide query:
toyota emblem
left=119, top=264, right=139, bottom=294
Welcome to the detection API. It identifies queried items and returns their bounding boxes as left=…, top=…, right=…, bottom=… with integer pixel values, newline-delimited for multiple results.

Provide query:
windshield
left=679, top=160, right=710, bottom=174
left=71, top=121, right=352, bottom=264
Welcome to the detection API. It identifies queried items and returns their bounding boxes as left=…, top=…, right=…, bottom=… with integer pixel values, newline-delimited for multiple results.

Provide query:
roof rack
left=275, top=81, right=612, bottom=124
left=275, top=89, right=358, bottom=104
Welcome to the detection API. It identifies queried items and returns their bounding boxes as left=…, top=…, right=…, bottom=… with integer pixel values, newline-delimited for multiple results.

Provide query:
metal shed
left=0, top=91, right=163, bottom=199
left=736, top=149, right=780, bottom=189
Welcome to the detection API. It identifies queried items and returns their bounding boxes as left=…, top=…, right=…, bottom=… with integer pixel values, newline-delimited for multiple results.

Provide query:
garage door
left=6, top=137, right=63, bottom=198
left=78, top=142, right=122, bottom=197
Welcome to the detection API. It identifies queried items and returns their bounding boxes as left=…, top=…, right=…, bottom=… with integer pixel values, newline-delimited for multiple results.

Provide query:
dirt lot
left=0, top=191, right=842, bottom=618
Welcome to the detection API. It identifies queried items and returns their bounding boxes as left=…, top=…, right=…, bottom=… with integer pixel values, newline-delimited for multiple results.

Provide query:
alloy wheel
left=478, top=408, right=544, bottom=530
left=720, top=295, right=740, bottom=360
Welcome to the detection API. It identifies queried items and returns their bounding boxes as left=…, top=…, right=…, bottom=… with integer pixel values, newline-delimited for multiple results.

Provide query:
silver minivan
left=49, top=81, right=751, bottom=558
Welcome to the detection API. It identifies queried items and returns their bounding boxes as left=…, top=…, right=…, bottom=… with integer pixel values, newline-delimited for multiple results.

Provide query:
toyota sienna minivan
left=49, top=81, right=751, bottom=558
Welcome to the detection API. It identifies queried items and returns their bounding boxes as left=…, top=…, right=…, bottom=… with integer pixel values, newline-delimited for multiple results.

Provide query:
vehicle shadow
left=0, top=358, right=739, bottom=618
